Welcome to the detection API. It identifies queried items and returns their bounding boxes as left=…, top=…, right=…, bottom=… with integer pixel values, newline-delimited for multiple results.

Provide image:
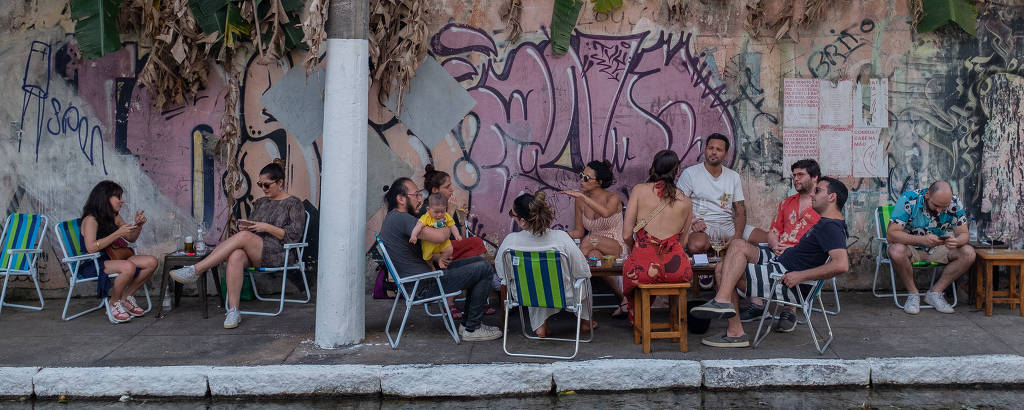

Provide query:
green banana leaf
left=70, top=0, right=123, bottom=59
left=188, top=0, right=251, bottom=47
left=550, top=0, right=583, bottom=55
left=223, top=1, right=251, bottom=47
left=592, top=0, right=622, bottom=14
left=917, top=0, right=977, bottom=36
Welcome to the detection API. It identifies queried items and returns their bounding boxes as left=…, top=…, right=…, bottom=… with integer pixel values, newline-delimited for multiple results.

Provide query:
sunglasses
left=579, top=172, right=593, bottom=182
left=256, top=180, right=279, bottom=189
left=508, top=208, right=517, bottom=218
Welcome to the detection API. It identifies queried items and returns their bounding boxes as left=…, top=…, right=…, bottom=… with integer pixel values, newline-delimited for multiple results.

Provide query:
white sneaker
left=925, top=292, right=955, bottom=314
left=223, top=307, right=241, bottom=329
left=903, top=294, right=921, bottom=315
left=459, top=324, right=502, bottom=342
left=170, top=265, right=198, bottom=284
left=106, top=301, right=131, bottom=324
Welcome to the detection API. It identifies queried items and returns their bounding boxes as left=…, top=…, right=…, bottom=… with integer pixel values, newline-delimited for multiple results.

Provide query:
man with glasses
left=379, top=177, right=502, bottom=341
left=690, top=177, right=849, bottom=348
left=886, top=181, right=975, bottom=314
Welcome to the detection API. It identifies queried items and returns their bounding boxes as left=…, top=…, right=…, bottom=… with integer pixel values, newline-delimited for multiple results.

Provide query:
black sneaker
left=739, top=303, right=765, bottom=323
left=775, top=310, right=798, bottom=333
left=689, top=299, right=736, bottom=320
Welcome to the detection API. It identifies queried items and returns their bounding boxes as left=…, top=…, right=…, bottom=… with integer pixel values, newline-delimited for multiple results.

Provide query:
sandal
left=611, top=300, right=629, bottom=319
left=107, top=301, right=131, bottom=324
left=123, top=296, right=145, bottom=317
left=447, top=304, right=463, bottom=320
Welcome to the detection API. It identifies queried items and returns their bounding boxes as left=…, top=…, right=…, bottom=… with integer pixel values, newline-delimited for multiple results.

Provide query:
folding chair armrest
left=6, top=248, right=43, bottom=254
left=283, top=242, right=308, bottom=249
left=62, top=252, right=103, bottom=263
left=397, top=269, right=444, bottom=283
left=573, top=277, right=587, bottom=290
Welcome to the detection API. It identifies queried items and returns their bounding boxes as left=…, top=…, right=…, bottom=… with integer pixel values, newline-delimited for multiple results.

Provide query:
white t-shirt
left=676, top=163, right=744, bottom=226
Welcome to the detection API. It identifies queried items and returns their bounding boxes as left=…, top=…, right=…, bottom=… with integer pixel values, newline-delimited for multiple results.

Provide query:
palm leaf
left=70, top=0, right=123, bottom=59
left=223, top=1, right=251, bottom=47
left=189, top=0, right=226, bottom=36
left=917, top=0, right=977, bottom=36
left=550, top=0, right=582, bottom=55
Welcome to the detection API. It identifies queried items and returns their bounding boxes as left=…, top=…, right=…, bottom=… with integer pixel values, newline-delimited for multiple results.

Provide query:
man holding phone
left=886, top=181, right=976, bottom=314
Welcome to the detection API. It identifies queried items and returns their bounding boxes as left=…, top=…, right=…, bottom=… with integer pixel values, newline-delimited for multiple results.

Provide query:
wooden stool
left=632, top=282, right=690, bottom=353
left=974, top=249, right=1024, bottom=317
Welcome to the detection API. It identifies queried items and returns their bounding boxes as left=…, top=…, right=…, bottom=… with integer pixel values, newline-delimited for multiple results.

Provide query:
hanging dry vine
left=301, top=0, right=329, bottom=75
left=746, top=0, right=845, bottom=42
left=500, top=0, right=524, bottom=43
left=369, top=0, right=429, bottom=113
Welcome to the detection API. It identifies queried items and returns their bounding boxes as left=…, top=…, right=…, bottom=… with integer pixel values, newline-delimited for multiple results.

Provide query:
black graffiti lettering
left=860, top=19, right=875, bottom=33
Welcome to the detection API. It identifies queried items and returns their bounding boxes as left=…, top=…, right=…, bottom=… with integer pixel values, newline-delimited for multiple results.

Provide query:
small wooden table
left=157, top=251, right=223, bottom=319
left=973, top=249, right=1024, bottom=317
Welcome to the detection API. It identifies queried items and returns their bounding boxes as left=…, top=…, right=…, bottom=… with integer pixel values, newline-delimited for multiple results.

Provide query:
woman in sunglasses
left=170, top=159, right=306, bottom=329
left=561, top=159, right=629, bottom=318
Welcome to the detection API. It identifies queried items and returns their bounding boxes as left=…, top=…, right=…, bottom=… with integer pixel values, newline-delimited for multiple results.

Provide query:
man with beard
left=690, top=177, right=850, bottom=348
left=887, top=181, right=975, bottom=314
left=379, top=177, right=502, bottom=341
left=740, top=159, right=822, bottom=327
left=677, top=133, right=750, bottom=254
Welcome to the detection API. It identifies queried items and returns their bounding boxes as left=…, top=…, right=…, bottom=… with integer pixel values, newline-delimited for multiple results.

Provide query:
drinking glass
left=984, top=226, right=999, bottom=251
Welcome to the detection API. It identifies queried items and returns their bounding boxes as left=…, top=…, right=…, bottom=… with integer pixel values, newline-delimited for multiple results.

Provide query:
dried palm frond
left=370, top=0, right=429, bottom=113
left=301, top=0, right=329, bottom=75
left=907, top=0, right=924, bottom=29
left=136, top=0, right=215, bottom=110
left=746, top=0, right=846, bottom=41
left=500, top=0, right=524, bottom=43
left=118, top=0, right=160, bottom=42
left=217, top=54, right=244, bottom=238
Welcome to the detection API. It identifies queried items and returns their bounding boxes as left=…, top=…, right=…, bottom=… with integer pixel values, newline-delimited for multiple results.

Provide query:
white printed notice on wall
left=783, top=78, right=819, bottom=128
left=852, top=128, right=886, bottom=177
left=853, top=79, right=889, bottom=128
left=781, top=78, right=888, bottom=178
left=783, top=128, right=819, bottom=176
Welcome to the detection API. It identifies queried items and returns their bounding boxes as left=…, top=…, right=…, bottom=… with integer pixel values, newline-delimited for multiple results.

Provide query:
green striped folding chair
left=241, top=211, right=312, bottom=317
left=53, top=218, right=152, bottom=320
left=0, top=213, right=49, bottom=315
left=501, top=248, right=592, bottom=359
left=870, top=205, right=956, bottom=309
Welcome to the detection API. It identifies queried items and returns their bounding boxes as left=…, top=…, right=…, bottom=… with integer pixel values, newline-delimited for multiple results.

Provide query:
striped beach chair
left=501, top=248, right=592, bottom=359
left=53, top=218, right=151, bottom=320
left=753, top=272, right=835, bottom=354
left=870, top=205, right=955, bottom=309
left=0, top=213, right=49, bottom=315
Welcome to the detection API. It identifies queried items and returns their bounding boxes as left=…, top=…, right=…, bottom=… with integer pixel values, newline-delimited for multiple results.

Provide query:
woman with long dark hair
left=170, top=159, right=305, bottom=329
left=496, top=192, right=594, bottom=338
left=620, top=150, right=694, bottom=322
left=80, top=181, right=158, bottom=324
left=561, top=159, right=629, bottom=317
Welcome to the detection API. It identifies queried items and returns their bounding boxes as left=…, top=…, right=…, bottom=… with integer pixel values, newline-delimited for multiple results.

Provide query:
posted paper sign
left=819, top=80, right=853, bottom=128
left=783, top=128, right=819, bottom=176
left=784, top=78, right=819, bottom=128
left=854, top=78, right=889, bottom=128
left=819, top=127, right=853, bottom=177
left=852, top=128, right=885, bottom=177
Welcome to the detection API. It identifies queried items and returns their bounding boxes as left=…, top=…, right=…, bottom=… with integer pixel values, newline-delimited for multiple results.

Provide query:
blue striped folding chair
left=870, top=205, right=955, bottom=309
left=53, top=218, right=152, bottom=320
left=752, top=273, right=834, bottom=354
left=0, top=213, right=49, bottom=315
left=241, top=211, right=312, bottom=317
left=376, top=235, right=460, bottom=348
left=501, top=248, right=592, bottom=359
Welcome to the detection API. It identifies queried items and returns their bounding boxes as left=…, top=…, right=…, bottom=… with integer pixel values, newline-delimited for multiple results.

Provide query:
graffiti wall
left=2, top=0, right=1022, bottom=295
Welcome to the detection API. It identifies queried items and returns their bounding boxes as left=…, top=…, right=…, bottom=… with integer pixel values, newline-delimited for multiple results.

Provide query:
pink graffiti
left=432, top=25, right=735, bottom=242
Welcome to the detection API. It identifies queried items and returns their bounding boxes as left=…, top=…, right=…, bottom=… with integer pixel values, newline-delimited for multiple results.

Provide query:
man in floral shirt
left=741, top=159, right=822, bottom=327
left=887, top=181, right=976, bottom=314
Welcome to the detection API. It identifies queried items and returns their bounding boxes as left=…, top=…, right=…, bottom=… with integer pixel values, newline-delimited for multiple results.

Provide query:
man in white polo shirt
left=677, top=133, right=750, bottom=254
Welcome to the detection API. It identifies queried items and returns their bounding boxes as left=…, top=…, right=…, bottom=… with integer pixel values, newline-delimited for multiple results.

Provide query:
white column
left=315, top=38, right=368, bottom=347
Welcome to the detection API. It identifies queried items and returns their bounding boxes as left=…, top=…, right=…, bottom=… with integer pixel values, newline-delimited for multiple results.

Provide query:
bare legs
left=104, top=254, right=157, bottom=309
left=192, top=231, right=263, bottom=309
left=711, top=239, right=761, bottom=337
left=888, top=243, right=976, bottom=294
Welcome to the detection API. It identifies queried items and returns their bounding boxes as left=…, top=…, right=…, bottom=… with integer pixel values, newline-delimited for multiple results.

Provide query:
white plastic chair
left=752, top=272, right=834, bottom=354
left=375, top=235, right=460, bottom=348
left=53, top=218, right=151, bottom=320
left=0, top=213, right=49, bottom=315
left=500, top=248, right=593, bottom=360
left=241, top=211, right=312, bottom=317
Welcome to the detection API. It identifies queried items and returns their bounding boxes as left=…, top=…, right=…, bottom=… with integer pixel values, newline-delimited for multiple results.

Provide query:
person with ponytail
left=496, top=192, right=594, bottom=338
left=170, top=159, right=306, bottom=329
left=561, top=159, right=629, bottom=318
left=620, top=150, right=694, bottom=323
left=80, top=181, right=159, bottom=324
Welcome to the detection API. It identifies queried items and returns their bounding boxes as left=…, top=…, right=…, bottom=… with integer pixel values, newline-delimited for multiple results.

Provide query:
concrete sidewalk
left=1, top=291, right=1022, bottom=367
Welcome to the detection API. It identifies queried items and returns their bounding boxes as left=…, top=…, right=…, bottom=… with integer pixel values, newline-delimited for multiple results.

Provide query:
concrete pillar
left=315, top=0, right=369, bottom=347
